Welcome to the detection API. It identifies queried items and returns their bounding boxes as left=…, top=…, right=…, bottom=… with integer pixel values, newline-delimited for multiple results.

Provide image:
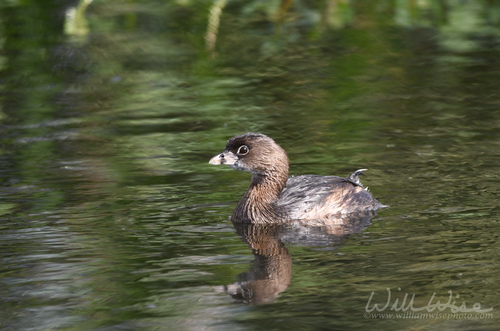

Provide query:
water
left=1, top=0, right=500, bottom=330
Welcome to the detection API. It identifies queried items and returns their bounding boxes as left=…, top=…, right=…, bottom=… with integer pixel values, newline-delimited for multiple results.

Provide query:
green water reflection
left=1, top=0, right=500, bottom=330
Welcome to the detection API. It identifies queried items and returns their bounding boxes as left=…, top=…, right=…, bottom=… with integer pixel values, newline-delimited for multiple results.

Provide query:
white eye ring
left=237, top=145, right=249, bottom=155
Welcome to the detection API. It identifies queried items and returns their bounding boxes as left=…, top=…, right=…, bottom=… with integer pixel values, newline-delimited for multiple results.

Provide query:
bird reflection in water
left=223, top=211, right=377, bottom=305
left=225, top=222, right=291, bottom=305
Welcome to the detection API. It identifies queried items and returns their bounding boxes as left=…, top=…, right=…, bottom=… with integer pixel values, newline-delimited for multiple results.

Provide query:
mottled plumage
left=279, top=174, right=380, bottom=219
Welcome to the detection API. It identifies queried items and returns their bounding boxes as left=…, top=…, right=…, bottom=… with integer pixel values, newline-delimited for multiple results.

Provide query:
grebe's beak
left=209, top=151, right=238, bottom=165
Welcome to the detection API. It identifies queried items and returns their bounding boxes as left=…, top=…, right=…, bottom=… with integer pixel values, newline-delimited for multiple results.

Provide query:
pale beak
left=209, top=151, right=238, bottom=165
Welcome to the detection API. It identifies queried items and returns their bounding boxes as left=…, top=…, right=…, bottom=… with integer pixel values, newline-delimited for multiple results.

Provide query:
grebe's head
left=209, top=132, right=288, bottom=177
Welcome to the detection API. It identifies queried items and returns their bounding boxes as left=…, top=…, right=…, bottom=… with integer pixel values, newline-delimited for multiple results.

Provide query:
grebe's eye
left=237, top=145, right=249, bottom=155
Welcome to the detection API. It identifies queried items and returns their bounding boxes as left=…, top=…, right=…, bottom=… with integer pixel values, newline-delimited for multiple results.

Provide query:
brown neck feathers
left=232, top=167, right=288, bottom=223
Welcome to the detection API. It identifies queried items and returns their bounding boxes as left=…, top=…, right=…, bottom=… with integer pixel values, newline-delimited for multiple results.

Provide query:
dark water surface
left=1, top=1, right=500, bottom=330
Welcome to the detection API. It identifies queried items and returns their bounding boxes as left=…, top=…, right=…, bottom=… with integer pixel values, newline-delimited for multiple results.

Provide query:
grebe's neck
left=232, top=167, right=289, bottom=223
